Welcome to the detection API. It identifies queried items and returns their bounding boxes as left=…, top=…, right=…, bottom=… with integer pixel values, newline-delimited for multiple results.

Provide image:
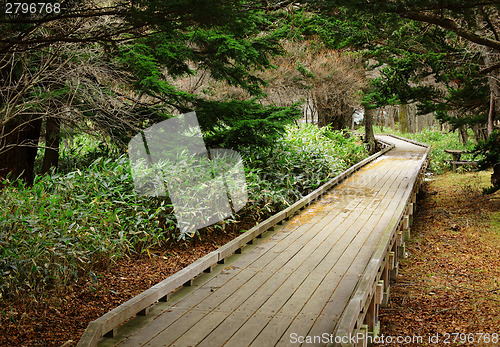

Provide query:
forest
left=1, top=0, right=499, bottom=346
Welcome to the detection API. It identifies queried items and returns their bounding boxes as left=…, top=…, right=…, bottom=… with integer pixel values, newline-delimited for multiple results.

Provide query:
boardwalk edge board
left=385, top=133, right=429, bottom=148
left=77, top=138, right=394, bottom=347
left=331, top=137, right=431, bottom=347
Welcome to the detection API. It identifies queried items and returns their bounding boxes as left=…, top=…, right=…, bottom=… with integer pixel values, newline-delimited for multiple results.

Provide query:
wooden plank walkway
left=97, top=135, right=428, bottom=347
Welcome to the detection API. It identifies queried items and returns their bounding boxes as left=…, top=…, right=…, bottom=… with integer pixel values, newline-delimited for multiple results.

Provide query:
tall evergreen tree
left=299, top=0, right=499, bottom=144
left=0, top=1, right=300, bottom=184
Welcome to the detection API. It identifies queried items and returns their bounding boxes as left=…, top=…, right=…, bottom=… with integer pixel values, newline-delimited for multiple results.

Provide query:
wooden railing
left=77, top=139, right=395, bottom=347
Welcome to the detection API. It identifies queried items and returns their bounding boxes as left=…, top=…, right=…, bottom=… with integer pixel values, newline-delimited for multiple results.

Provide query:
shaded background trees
left=293, top=0, right=498, bottom=156
left=266, top=40, right=365, bottom=129
left=0, top=0, right=301, bottom=184
left=2, top=0, right=499, bottom=185
left=179, top=39, right=366, bottom=130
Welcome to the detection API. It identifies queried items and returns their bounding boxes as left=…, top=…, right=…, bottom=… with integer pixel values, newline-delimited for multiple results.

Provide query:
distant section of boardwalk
left=98, top=135, right=428, bottom=347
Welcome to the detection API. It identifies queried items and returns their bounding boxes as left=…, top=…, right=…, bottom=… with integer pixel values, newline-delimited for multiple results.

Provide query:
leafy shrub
left=0, top=124, right=367, bottom=298
left=243, top=124, right=367, bottom=212
left=472, top=130, right=500, bottom=170
left=0, top=156, right=176, bottom=298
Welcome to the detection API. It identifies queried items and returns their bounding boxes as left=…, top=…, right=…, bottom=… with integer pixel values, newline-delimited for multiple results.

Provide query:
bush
left=243, top=124, right=367, bottom=212
left=35, top=133, right=121, bottom=174
left=472, top=130, right=500, bottom=170
left=0, top=124, right=368, bottom=298
left=0, top=156, right=176, bottom=298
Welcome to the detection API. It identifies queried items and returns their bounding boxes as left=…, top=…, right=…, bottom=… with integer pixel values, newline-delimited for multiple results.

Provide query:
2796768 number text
left=5, top=2, right=61, bottom=15
left=442, top=332, right=499, bottom=344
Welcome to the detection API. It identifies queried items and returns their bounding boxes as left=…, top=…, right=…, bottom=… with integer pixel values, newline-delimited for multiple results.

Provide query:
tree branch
left=398, top=11, right=500, bottom=51
left=409, top=1, right=500, bottom=12
left=480, top=8, right=500, bottom=41
left=480, top=61, right=500, bottom=74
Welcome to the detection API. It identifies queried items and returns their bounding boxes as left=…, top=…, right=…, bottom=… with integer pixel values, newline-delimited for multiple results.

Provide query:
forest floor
left=0, top=216, right=254, bottom=346
left=1, top=170, right=499, bottom=346
left=376, top=170, right=500, bottom=346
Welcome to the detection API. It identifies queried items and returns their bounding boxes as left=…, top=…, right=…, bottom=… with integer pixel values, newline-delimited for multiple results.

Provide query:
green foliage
left=1, top=1, right=297, bottom=189
left=472, top=130, right=500, bottom=170
left=117, top=27, right=302, bottom=149
left=0, top=156, right=176, bottom=298
left=53, top=134, right=121, bottom=173
left=0, top=124, right=367, bottom=298
left=290, top=9, right=385, bottom=50
left=482, top=185, right=500, bottom=195
left=115, top=2, right=294, bottom=149
left=295, top=1, right=495, bottom=132
left=197, top=99, right=302, bottom=149
left=118, top=40, right=196, bottom=107
left=296, top=60, right=315, bottom=79
left=243, top=124, right=368, bottom=212
left=359, top=18, right=490, bottom=123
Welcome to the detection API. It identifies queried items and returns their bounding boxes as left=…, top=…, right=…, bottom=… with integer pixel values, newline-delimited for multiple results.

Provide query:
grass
left=0, top=123, right=367, bottom=299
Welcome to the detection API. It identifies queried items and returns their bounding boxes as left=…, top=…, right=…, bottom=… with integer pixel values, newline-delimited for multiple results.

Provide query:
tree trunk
left=386, top=106, right=396, bottom=130
left=317, top=106, right=327, bottom=127
left=488, top=92, right=495, bottom=136
left=472, top=124, right=481, bottom=143
left=378, top=109, right=384, bottom=133
left=0, top=116, right=42, bottom=185
left=416, top=113, right=423, bottom=132
left=458, top=126, right=469, bottom=145
left=482, top=47, right=500, bottom=136
left=399, top=104, right=409, bottom=133
left=364, top=106, right=377, bottom=154
left=477, top=8, right=500, bottom=136
left=41, top=117, right=61, bottom=175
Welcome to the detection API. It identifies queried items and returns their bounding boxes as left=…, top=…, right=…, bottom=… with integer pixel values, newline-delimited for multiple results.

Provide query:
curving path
left=96, top=135, right=428, bottom=347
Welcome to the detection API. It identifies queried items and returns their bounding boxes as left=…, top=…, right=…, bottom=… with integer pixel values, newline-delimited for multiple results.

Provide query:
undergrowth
left=0, top=157, right=177, bottom=299
left=244, top=124, right=367, bottom=213
left=0, top=124, right=367, bottom=299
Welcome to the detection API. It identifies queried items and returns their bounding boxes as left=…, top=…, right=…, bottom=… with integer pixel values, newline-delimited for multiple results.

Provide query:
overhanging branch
left=398, top=11, right=500, bottom=51
left=480, top=61, right=500, bottom=74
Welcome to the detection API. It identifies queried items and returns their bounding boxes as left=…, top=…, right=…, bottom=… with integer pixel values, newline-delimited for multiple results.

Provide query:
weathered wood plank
left=216, top=196, right=382, bottom=346
left=205, top=159, right=408, bottom=344
left=241, top=160, right=410, bottom=345
left=87, top=250, right=219, bottom=344
left=83, top=140, right=394, bottom=347
left=332, top=139, right=428, bottom=344
left=94, top=135, right=427, bottom=347
left=146, top=195, right=363, bottom=345
left=305, top=160, right=417, bottom=341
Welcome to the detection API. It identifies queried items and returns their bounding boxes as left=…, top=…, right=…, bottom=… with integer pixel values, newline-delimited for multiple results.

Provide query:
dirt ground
left=376, top=170, right=500, bottom=346
left=1, top=171, right=499, bottom=346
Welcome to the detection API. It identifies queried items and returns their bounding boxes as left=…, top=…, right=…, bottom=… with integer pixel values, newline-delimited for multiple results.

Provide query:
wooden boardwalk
left=95, top=135, right=428, bottom=347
